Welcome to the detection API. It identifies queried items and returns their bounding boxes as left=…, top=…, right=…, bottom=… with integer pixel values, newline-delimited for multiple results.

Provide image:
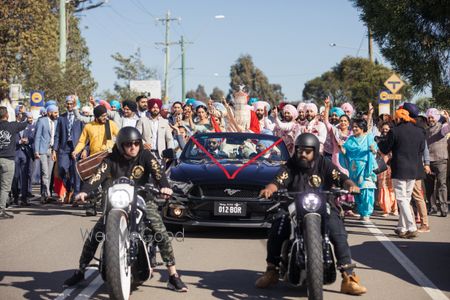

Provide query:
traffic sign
left=379, top=90, right=402, bottom=102
left=384, top=74, right=404, bottom=94
left=30, top=90, right=45, bottom=107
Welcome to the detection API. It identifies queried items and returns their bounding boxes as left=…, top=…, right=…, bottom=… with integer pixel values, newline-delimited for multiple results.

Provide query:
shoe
left=0, top=210, right=14, bottom=219
left=255, top=266, right=279, bottom=289
left=395, top=229, right=407, bottom=238
left=428, top=208, right=438, bottom=215
left=20, top=201, right=31, bottom=207
left=440, top=211, right=447, bottom=217
left=65, top=191, right=74, bottom=204
left=63, top=270, right=85, bottom=287
left=167, top=273, right=188, bottom=292
left=390, top=211, right=399, bottom=216
left=404, top=230, right=418, bottom=239
left=341, top=272, right=367, bottom=295
left=26, top=193, right=34, bottom=198
left=40, top=196, right=47, bottom=204
left=417, top=225, right=430, bottom=233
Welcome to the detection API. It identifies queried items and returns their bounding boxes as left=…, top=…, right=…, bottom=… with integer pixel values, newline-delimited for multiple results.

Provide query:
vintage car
left=162, top=132, right=290, bottom=228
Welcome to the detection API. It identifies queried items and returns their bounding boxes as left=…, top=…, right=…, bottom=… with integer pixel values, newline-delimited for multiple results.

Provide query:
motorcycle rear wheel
left=105, top=210, right=131, bottom=300
left=304, top=214, right=323, bottom=300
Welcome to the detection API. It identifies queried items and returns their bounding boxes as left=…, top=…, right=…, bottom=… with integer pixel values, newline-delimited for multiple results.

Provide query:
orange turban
left=395, top=108, right=416, bottom=123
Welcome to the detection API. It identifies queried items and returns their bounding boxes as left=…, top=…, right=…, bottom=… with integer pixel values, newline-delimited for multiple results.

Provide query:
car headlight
left=109, top=190, right=131, bottom=209
left=302, top=193, right=322, bottom=212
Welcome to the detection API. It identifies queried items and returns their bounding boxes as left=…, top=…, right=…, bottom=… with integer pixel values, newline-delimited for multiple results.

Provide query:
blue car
left=163, top=132, right=290, bottom=228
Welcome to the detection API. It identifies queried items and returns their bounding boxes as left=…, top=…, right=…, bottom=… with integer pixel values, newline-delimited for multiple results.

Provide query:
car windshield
left=181, top=133, right=289, bottom=163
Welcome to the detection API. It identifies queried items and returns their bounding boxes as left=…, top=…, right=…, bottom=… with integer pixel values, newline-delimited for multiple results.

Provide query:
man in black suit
left=53, top=96, right=85, bottom=203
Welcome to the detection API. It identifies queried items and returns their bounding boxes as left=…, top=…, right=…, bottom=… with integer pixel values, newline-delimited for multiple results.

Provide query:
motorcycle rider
left=63, top=127, right=188, bottom=292
left=256, top=133, right=367, bottom=295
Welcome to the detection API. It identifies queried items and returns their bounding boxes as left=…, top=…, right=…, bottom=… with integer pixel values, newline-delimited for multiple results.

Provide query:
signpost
left=30, top=90, right=45, bottom=107
left=382, top=74, right=404, bottom=116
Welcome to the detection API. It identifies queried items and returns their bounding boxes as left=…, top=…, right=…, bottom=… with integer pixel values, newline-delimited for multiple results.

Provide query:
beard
left=150, top=110, right=159, bottom=118
left=284, top=115, right=293, bottom=122
left=294, top=156, right=313, bottom=170
left=256, top=112, right=264, bottom=120
left=306, top=115, right=315, bottom=122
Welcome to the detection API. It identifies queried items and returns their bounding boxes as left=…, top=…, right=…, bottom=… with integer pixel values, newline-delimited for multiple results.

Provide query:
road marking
left=74, top=274, right=104, bottom=299
left=363, top=221, right=448, bottom=300
left=54, top=268, right=96, bottom=300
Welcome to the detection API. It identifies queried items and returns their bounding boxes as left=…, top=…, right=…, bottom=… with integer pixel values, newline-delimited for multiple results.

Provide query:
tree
left=0, top=0, right=96, bottom=107
left=185, top=85, right=208, bottom=102
left=109, top=48, right=158, bottom=100
left=210, top=87, right=225, bottom=101
left=302, top=56, right=412, bottom=112
left=229, top=55, right=284, bottom=108
left=415, top=97, right=434, bottom=113
left=351, top=0, right=450, bottom=105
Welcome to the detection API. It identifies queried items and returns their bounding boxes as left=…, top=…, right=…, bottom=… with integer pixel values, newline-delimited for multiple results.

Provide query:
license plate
left=214, top=202, right=247, bottom=216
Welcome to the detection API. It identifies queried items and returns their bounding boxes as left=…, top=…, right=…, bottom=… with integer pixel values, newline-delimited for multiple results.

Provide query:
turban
left=25, top=112, right=33, bottom=118
left=81, top=106, right=92, bottom=115
left=122, top=100, right=137, bottom=112
left=426, top=108, right=440, bottom=122
left=340, top=102, right=354, bottom=116
left=283, top=104, right=298, bottom=120
left=185, top=98, right=196, bottom=106
left=162, top=104, right=170, bottom=110
left=15, top=105, right=23, bottom=115
left=110, top=100, right=121, bottom=110
left=253, top=101, right=266, bottom=110
left=305, top=103, right=318, bottom=114
left=94, top=105, right=107, bottom=118
left=66, top=95, right=75, bottom=103
left=39, top=107, right=46, bottom=115
left=402, top=102, right=419, bottom=118
left=148, top=98, right=162, bottom=110
left=319, top=106, right=325, bottom=114
left=98, top=100, right=111, bottom=110
left=330, top=107, right=345, bottom=117
left=297, top=102, right=306, bottom=112
left=46, top=105, right=58, bottom=113
left=395, top=109, right=415, bottom=123
left=193, top=100, right=207, bottom=110
left=248, top=98, right=258, bottom=105
left=45, top=100, right=57, bottom=108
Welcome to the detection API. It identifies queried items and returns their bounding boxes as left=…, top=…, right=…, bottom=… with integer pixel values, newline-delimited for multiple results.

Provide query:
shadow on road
left=351, top=241, right=450, bottom=293
left=0, top=269, right=108, bottom=300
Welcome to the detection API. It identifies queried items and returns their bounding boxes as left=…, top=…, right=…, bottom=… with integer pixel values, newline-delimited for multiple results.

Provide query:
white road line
left=54, top=268, right=96, bottom=300
left=363, top=221, right=448, bottom=300
left=73, top=274, right=104, bottom=299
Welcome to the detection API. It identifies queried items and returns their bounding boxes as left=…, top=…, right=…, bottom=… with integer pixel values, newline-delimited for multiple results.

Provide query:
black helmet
left=115, top=127, right=143, bottom=155
left=295, top=133, right=320, bottom=157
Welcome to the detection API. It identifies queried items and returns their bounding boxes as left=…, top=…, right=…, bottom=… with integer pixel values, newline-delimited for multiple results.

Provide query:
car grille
left=191, top=185, right=262, bottom=199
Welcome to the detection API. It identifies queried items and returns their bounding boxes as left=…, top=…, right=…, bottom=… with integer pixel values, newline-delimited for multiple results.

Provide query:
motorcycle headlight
left=302, top=193, right=322, bottom=212
left=109, top=190, right=131, bottom=209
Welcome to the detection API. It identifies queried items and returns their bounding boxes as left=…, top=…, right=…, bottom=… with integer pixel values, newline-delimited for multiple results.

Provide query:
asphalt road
left=0, top=198, right=449, bottom=300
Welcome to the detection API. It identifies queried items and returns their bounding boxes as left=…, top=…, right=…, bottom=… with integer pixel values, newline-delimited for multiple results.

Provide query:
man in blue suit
left=11, top=111, right=35, bottom=205
left=34, top=105, right=59, bottom=203
left=53, top=97, right=84, bottom=203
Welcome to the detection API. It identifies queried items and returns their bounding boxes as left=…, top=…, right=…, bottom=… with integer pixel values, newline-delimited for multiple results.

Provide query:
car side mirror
left=162, top=148, right=175, bottom=160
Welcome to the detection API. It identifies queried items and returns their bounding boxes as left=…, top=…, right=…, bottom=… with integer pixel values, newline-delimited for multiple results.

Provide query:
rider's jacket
left=82, top=147, right=170, bottom=193
left=272, top=154, right=349, bottom=195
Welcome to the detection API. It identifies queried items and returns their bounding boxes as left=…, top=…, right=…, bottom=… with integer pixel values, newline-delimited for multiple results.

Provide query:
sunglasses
left=123, top=141, right=140, bottom=148
left=208, top=141, right=218, bottom=145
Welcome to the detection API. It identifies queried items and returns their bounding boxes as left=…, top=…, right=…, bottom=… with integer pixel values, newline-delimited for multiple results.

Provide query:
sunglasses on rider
left=123, top=141, right=140, bottom=148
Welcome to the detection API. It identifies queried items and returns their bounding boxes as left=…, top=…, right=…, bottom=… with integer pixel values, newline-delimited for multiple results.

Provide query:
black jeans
left=266, top=206, right=353, bottom=274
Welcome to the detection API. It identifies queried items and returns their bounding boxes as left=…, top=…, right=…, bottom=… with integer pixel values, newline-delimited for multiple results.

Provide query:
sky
left=78, top=0, right=387, bottom=102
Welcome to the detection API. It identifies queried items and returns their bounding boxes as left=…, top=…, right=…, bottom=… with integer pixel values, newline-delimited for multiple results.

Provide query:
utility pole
left=59, top=0, right=66, bottom=72
left=368, top=28, right=373, bottom=63
left=179, top=36, right=193, bottom=101
left=156, top=11, right=180, bottom=103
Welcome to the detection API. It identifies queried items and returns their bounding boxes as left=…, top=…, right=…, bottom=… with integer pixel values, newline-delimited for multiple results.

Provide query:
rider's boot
left=255, top=265, right=279, bottom=289
left=340, top=272, right=367, bottom=295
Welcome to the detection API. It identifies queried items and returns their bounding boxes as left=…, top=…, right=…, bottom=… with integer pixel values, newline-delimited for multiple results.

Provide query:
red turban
left=148, top=98, right=162, bottom=110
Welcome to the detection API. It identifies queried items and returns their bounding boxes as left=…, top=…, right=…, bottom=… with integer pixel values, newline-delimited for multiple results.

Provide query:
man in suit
left=53, top=97, right=84, bottom=203
left=136, top=98, right=174, bottom=159
left=34, top=104, right=59, bottom=203
left=106, top=100, right=140, bottom=129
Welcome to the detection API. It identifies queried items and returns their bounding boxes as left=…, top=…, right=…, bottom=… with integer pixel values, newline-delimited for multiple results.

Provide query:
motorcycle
left=266, top=188, right=356, bottom=300
left=85, top=177, right=168, bottom=300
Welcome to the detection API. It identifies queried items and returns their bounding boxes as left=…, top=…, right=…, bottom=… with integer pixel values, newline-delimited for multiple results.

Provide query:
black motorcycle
left=85, top=177, right=167, bottom=300
left=267, top=188, right=355, bottom=300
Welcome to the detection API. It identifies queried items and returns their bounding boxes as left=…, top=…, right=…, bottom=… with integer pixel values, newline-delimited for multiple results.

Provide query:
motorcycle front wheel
left=304, top=214, right=324, bottom=300
left=105, top=210, right=131, bottom=300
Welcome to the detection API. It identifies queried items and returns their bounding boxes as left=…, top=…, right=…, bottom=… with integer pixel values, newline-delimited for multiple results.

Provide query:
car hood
left=169, top=160, right=283, bottom=186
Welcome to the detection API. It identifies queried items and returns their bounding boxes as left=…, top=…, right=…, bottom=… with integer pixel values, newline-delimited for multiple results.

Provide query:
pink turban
left=283, top=104, right=298, bottom=120
left=148, top=98, right=162, bottom=110
left=297, top=102, right=306, bottom=112
left=305, top=103, right=318, bottom=114
left=253, top=101, right=266, bottom=110
left=426, top=108, right=440, bottom=121
left=341, top=102, right=354, bottom=116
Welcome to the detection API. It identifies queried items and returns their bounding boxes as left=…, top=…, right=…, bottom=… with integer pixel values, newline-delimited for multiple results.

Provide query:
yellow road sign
left=379, top=90, right=402, bottom=101
left=384, top=74, right=404, bottom=94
